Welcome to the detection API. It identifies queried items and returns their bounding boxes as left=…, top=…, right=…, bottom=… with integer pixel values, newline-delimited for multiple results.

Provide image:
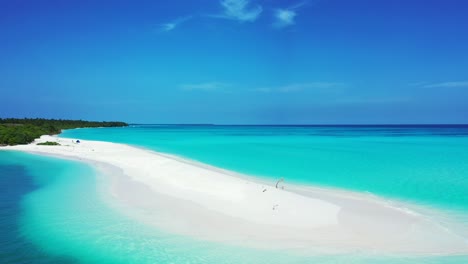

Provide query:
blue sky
left=1, top=0, right=468, bottom=124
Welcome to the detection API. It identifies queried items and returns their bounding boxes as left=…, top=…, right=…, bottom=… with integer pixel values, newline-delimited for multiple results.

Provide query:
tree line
left=0, top=118, right=128, bottom=146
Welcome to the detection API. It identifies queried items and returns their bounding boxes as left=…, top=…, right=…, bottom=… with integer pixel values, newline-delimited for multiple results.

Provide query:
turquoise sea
left=1, top=125, right=468, bottom=263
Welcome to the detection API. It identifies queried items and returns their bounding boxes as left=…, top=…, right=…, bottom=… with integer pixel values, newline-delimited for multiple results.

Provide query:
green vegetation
left=0, top=118, right=128, bottom=146
left=37, top=141, right=61, bottom=146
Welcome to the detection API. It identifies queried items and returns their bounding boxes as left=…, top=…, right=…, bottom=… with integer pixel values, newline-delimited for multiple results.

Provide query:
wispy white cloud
left=214, top=0, right=263, bottom=22
left=422, top=81, right=468, bottom=88
left=274, top=1, right=308, bottom=28
left=180, top=82, right=231, bottom=91
left=159, top=16, right=192, bottom=32
left=253, top=82, right=345, bottom=93
left=275, top=9, right=296, bottom=27
left=332, top=96, right=411, bottom=105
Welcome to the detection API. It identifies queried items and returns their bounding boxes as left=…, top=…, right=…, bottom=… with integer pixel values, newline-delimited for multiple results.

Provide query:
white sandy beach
left=3, top=135, right=468, bottom=255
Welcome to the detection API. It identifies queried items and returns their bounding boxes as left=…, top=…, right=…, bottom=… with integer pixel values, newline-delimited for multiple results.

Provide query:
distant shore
left=0, top=118, right=128, bottom=146
left=2, top=135, right=468, bottom=255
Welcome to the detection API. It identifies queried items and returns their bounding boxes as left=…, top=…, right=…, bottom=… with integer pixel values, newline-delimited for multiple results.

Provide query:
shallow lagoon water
left=1, top=125, right=468, bottom=263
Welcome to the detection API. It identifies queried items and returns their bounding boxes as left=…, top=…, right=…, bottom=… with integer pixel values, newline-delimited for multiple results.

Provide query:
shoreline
left=2, top=135, right=468, bottom=255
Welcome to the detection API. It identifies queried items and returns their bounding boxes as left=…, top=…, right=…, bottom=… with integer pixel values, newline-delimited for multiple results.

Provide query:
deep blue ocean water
left=1, top=125, right=468, bottom=263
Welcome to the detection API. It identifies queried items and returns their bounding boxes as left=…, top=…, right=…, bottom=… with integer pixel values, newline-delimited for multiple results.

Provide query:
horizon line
left=128, top=123, right=468, bottom=126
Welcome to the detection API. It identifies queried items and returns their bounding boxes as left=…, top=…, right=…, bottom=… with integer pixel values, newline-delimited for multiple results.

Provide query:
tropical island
left=0, top=118, right=128, bottom=146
